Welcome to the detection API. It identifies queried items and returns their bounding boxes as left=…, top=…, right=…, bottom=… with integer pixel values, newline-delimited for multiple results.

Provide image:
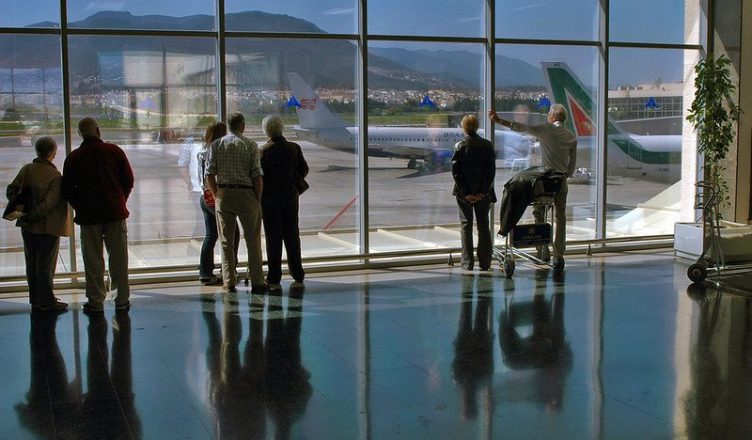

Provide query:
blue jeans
left=199, top=196, right=239, bottom=279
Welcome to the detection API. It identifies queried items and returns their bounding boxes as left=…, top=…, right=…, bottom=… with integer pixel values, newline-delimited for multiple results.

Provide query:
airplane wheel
left=687, top=263, right=707, bottom=283
left=503, top=260, right=515, bottom=278
left=407, top=158, right=417, bottom=170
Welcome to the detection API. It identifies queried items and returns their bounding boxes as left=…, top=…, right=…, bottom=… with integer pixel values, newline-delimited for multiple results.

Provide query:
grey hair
left=34, top=136, right=57, bottom=158
left=549, top=104, right=568, bottom=123
left=262, top=114, right=284, bottom=138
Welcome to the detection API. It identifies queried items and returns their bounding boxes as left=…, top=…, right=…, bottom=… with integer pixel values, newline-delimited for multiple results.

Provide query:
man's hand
left=488, top=110, right=500, bottom=124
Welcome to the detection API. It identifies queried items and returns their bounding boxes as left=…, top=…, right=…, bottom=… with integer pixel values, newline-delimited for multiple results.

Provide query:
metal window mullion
left=486, top=0, right=495, bottom=232
left=60, top=0, right=78, bottom=278
left=596, top=1, right=609, bottom=241
left=217, top=0, right=227, bottom=120
left=359, top=0, right=369, bottom=259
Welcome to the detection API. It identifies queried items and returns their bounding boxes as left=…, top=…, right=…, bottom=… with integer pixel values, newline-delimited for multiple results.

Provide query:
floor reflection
left=499, top=269, right=572, bottom=413
left=202, top=289, right=311, bottom=440
left=16, top=312, right=139, bottom=439
left=683, top=282, right=752, bottom=439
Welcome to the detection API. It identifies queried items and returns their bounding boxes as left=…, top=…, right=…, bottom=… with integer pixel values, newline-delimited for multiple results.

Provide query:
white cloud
left=323, top=8, right=354, bottom=16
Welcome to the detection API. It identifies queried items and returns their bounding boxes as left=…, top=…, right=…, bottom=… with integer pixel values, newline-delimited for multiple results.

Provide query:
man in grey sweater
left=489, top=104, right=577, bottom=273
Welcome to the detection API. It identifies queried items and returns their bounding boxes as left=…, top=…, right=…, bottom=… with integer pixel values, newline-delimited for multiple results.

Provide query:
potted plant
left=675, top=54, right=742, bottom=268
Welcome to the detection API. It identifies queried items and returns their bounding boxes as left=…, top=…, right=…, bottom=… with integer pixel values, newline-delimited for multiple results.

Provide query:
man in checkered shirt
left=206, top=113, right=265, bottom=293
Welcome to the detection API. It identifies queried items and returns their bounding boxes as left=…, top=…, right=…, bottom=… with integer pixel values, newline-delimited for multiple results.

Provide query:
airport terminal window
left=609, top=0, right=701, bottom=45
left=66, top=0, right=216, bottom=31
left=0, top=1, right=60, bottom=28
left=225, top=0, right=357, bottom=34
left=0, top=34, right=66, bottom=278
left=67, top=36, right=218, bottom=269
left=496, top=0, right=598, bottom=41
left=494, top=44, right=600, bottom=243
left=605, top=47, right=694, bottom=238
left=366, top=41, right=483, bottom=252
left=226, top=37, right=361, bottom=257
left=0, top=1, right=711, bottom=282
left=368, top=0, right=484, bottom=38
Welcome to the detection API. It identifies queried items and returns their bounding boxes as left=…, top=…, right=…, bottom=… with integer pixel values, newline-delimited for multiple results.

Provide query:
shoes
left=82, top=302, right=104, bottom=315
left=290, top=281, right=305, bottom=289
left=251, top=284, right=267, bottom=294
left=32, top=300, right=68, bottom=312
left=553, top=258, right=565, bottom=274
left=266, top=282, right=282, bottom=291
left=223, top=285, right=237, bottom=293
left=200, top=275, right=223, bottom=286
left=115, top=301, right=131, bottom=313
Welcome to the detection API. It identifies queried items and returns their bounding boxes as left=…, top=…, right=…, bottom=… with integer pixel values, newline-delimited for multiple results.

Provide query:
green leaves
left=686, top=55, right=741, bottom=212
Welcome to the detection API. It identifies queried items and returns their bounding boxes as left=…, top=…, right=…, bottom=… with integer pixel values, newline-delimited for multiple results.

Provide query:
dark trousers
left=22, top=231, right=60, bottom=306
left=199, top=196, right=239, bottom=279
left=457, top=198, right=492, bottom=270
left=262, top=201, right=305, bottom=284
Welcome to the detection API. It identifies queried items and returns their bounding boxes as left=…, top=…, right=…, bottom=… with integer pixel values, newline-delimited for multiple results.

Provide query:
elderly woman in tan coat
left=7, top=136, right=72, bottom=311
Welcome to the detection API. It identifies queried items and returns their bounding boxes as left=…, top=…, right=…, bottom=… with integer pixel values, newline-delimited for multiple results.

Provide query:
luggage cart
left=494, top=189, right=559, bottom=279
left=687, top=181, right=725, bottom=283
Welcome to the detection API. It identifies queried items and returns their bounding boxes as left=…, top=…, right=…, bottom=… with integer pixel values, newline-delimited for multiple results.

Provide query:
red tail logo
left=299, top=97, right=318, bottom=111
left=566, top=92, right=593, bottom=136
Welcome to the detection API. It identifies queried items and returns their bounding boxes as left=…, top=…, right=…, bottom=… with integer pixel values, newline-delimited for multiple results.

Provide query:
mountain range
left=0, top=11, right=545, bottom=91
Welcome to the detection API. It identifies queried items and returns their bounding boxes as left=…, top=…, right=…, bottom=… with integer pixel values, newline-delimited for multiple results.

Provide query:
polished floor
left=1, top=253, right=750, bottom=439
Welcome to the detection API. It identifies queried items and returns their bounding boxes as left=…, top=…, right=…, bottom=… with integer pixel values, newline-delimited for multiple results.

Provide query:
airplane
left=542, top=61, right=681, bottom=183
left=288, top=62, right=682, bottom=183
left=287, top=72, right=535, bottom=171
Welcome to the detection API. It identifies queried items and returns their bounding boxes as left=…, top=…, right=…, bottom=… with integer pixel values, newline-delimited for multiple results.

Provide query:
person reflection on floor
left=15, top=313, right=77, bottom=438
left=452, top=274, right=495, bottom=420
left=499, top=269, right=571, bottom=412
left=265, top=288, right=312, bottom=440
left=78, top=312, right=141, bottom=439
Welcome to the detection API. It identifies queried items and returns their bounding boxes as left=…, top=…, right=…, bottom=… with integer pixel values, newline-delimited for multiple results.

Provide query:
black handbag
left=296, top=176, right=309, bottom=195
left=3, top=185, right=31, bottom=221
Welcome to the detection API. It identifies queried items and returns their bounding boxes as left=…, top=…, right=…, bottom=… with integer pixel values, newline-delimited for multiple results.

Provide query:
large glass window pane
left=367, top=41, right=482, bottom=252
left=0, top=34, right=67, bottom=278
left=497, top=0, right=598, bottom=41
left=606, top=48, right=694, bottom=237
left=0, top=1, right=59, bottom=28
left=369, top=0, right=484, bottom=38
left=68, top=36, right=218, bottom=269
left=67, top=0, right=215, bottom=31
left=610, top=0, right=701, bottom=44
left=495, top=44, right=599, bottom=243
left=227, top=38, right=360, bottom=257
left=225, top=0, right=357, bottom=34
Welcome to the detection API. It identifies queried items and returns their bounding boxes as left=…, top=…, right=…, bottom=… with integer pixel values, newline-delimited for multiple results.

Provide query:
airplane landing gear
left=407, top=158, right=418, bottom=169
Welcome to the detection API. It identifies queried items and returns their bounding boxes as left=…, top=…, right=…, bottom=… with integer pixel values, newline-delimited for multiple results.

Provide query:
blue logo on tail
left=287, top=95, right=302, bottom=108
left=419, top=95, right=436, bottom=108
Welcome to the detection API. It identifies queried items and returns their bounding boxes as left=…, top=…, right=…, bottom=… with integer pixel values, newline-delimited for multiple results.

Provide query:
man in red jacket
left=62, top=117, right=134, bottom=314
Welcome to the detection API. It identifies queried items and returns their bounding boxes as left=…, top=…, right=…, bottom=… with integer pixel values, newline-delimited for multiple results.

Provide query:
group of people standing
left=452, top=106, right=577, bottom=274
left=7, top=111, right=308, bottom=313
left=199, top=112, right=308, bottom=294
left=6, top=117, right=134, bottom=313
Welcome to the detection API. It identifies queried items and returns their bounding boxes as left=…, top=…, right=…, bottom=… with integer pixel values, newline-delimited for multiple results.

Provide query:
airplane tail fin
left=287, top=73, right=347, bottom=129
left=541, top=61, right=599, bottom=137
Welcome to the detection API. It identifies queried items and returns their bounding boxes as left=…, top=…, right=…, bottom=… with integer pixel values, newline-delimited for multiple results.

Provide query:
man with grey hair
left=259, top=114, right=309, bottom=290
left=7, top=136, right=72, bottom=311
left=62, top=117, right=134, bottom=313
left=206, top=112, right=265, bottom=293
left=489, top=104, right=577, bottom=273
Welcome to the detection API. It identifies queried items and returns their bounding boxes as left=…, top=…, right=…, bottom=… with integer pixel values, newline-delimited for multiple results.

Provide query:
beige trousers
left=80, top=219, right=130, bottom=306
left=215, top=188, right=264, bottom=287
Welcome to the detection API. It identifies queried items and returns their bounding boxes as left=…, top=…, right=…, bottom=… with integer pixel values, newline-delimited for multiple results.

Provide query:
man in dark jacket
left=259, top=114, right=309, bottom=290
left=452, top=114, right=497, bottom=271
left=62, top=117, right=134, bottom=314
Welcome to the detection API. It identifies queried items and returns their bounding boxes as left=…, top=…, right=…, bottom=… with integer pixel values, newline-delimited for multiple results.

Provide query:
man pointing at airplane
left=489, top=104, right=577, bottom=273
